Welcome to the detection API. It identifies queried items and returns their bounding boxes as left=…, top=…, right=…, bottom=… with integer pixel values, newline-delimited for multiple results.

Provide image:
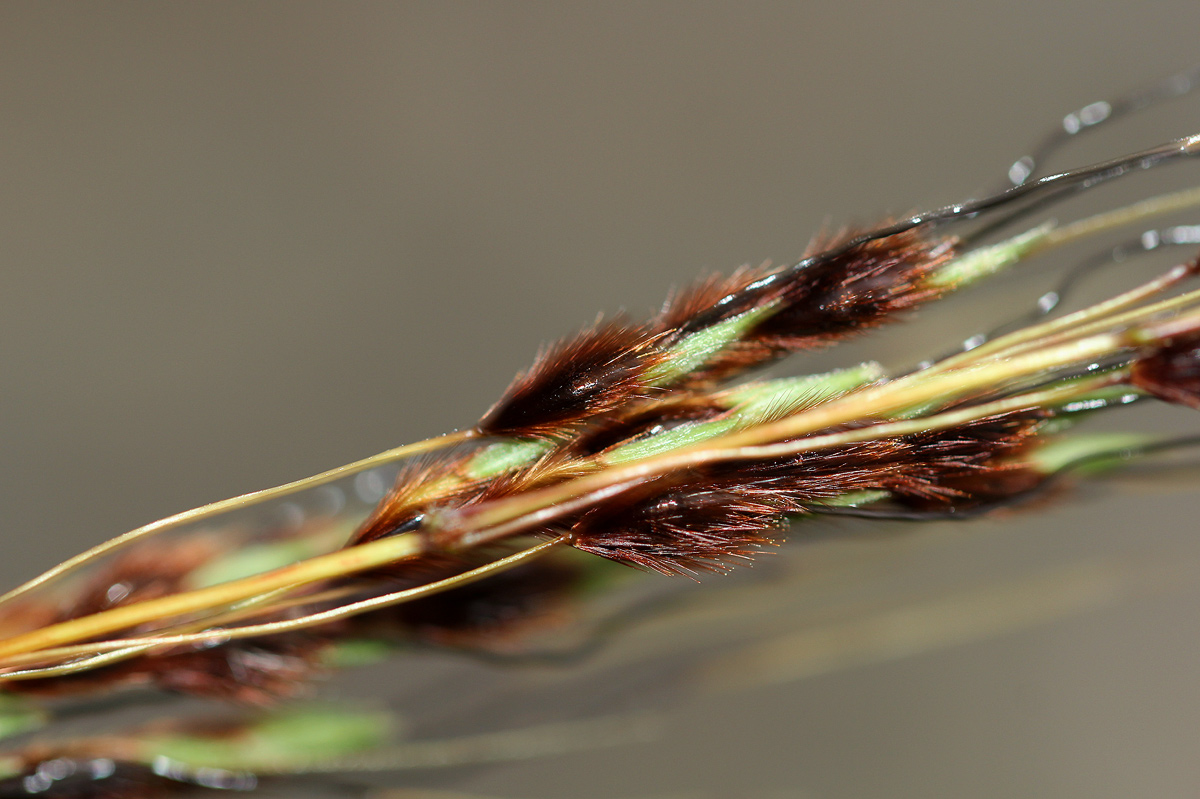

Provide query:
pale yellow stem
left=1034, top=185, right=1200, bottom=255
left=0, top=430, right=474, bottom=608
left=932, top=270, right=1200, bottom=381
left=0, top=530, right=424, bottom=664
left=932, top=265, right=1197, bottom=376
left=0, top=538, right=563, bottom=674
left=722, top=375, right=1118, bottom=462
left=0, top=583, right=364, bottom=677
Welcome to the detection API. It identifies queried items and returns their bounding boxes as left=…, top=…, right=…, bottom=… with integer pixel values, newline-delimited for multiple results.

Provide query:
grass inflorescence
left=4, top=65, right=1200, bottom=797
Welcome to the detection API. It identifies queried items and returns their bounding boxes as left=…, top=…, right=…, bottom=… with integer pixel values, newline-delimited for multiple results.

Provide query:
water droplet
left=274, top=501, right=305, bottom=529
left=355, top=469, right=388, bottom=503
left=1079, top=101, right=1111, bottom=126
left=1167, top=225, right=1200, bottom=244
left=1008, top=157, right=1034, bottom=185
left=36, top=760, right=74, bottom=781
left=105, top=581, right=131, bottom=605
left=962, top=334, right=986, bottom=351
left=23, top=773, right=52, bottom=793
left=315, top=484, right=346, bottom=515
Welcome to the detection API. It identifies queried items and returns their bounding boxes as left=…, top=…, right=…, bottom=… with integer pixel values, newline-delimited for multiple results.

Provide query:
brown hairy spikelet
left=2, top=533, right=332, bottom=705
left=144, top=635, right=327, bottom=704
left=43, top=536, right=228, bottom=627
left=653, top=264, right=772, bottom=332
left=756, top=226, right=953, bottom=345
left=478, top=318, right=665, bottom=438
left=884, top=410, right=1049, bottom=510
left=350, top=452, right=479, bottom=545
left=351, top=447, right=572, bottom=551
left=571, top=477, right=786, bottom=576
left=656, top=227, right=955, bottom=386
left=476, top=228, right=951, bottom=438
left=567, top=410, right=1047, bottom=574
left=733, top=410, right=1047, bottom=512
left=475, top=226, right=953, bottom=438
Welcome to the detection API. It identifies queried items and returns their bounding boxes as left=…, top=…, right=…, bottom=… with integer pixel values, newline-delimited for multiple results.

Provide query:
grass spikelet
left=478, top=318, right=665, bottom=438
left=571, top=478, right=786, bottom=576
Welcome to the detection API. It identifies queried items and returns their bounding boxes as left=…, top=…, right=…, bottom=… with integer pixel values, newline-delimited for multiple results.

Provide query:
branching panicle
left=8, top=73, right=1200, bottom=748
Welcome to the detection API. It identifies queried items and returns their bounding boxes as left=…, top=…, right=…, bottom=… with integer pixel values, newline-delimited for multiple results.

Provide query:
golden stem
left=0, top=530, right=424, bottom=664
left=0, top=538, right=563, bottom=674
left=0, top=430, right=474, bottom=608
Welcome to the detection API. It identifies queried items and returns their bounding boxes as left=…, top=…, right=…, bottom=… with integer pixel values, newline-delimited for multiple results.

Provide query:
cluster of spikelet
left=5, top=134, right=1200, bottom=699
left=4, top=68, right=1200, bottom=797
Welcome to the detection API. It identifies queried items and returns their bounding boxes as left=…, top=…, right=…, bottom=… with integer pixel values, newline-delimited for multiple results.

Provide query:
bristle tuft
left=568, top=409, right=1048, bottom=574
left=478, top=319, right=664, bottom=437
left=349, top=453, right=476, bottom=546
left=571, top=481, right=785, bottom=577
left=753, top=227, right=952, bottom=349
left=655, top=265, right=773, bottom=332
left=653, top=228, right=954, bottom=386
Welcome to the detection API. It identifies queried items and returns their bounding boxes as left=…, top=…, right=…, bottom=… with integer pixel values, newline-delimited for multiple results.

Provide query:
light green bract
left=0, top=696, right=45, bottom=743
left=928, top=223, right=1055, bottom=289
left=1028, top=432, right=1156, bottom=476
left=644, top=304, right=777, bottom=386
left=607, top=363, right=884, bottom=464
left=140, top=706, right=392, bottom=772
left=465, top=438, right=554, bottom=480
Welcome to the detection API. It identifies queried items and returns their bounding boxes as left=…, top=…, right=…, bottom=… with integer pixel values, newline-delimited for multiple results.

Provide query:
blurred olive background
left=4, top=4, right=1200, bottom=798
